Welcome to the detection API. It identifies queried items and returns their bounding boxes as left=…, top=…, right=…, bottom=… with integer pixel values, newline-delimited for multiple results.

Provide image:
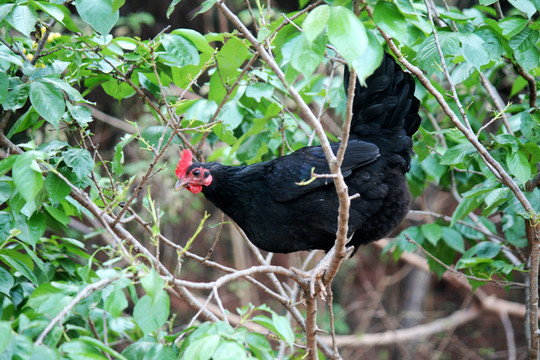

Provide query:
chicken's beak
left=175, top=179, right=189, bottom=191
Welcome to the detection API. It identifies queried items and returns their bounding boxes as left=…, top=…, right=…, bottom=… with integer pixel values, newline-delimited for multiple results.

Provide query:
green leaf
left=245, top=83, right=274, bottom=102
left=302, top=5, right=330, bottom=43
left=75, top=0, right=119, bottom=35
left=42, top=77, right=84, bottom=102
left=474, top=242, right=501, bottom=258
left=459, top=33, right=489, bottom=69
left=508, top=0, right=537, bottom=18
left=498, top=16, right=528, bottom=37
left=514, top=45, right=539, bottom=73
left=218, top=100, right=243, bottom=130
left=373, top=2, right=408, bottom=40
left=29, top=80, right=66, bottom=129
left=506, top=151, right=531, bottom=184
left=45, top=172, right=71, bottom=202
left=0, top=181, right=10, bottom=205
left=0, top=321, right=11, bottom=354
left=105, top=288, right=128, bottom=317
left=420, top=223, right=442, bottom=245
left=521, top=112, right=540, bottom=142
left=13, top=151, right=43, bottom=203
left=67, top=103, right=93, bottom=127
left=101, top=79, right=136, bottom=101
left=122, top=342, right=177, bottom=360
left=141, top=268, right=163, bottom=299
left=0, top=4, right=15, bottom=23
left=0, top=267, right=14, bottom=296
left=3, top=83, right=29, bottom=111
left=0, top=71, right=8, bottom=103
left=440, top=142, right=476, bottom=165
left=253, top=312, right=294, bottom=348
left=354, top=31, right=383, bottom=84
left=327, top=6, right=369, bottom=83
left=21, top=213, right=46, bottom=246
left=216, top=37, right=249, bottom=80
left=417, top=32, right=460, bottom=73
left=290, top=33, right=325, bottom=79
left=167, top=0, right=182, bottom=18
left=246, top=333, right=272, bottom=359
left=171, top=29, right=214, bottom=54
left=451, top=194, right=483, bottom=225
left=195, top=0, right=217, bottom=16
left=509, top=27, right=539, bottom=52
left=160, top=34, right=200, bottom=67
left=473, top=28, right=503, bottom=62
left=484, top=188, right=510, bottom=208
left=28, top=283, right=74, bottom=317
left=133, top=291, right=170, bottom=334
left=44, top=204, right=71, bottom=225
left=213, top=341, right=247, bottom=360
left=440, top=10, right=474, bottom=21
left=182, top=334, right=220, bottom=360
left=271, top=313, right=295, bottom=348
left=0, top=155, right=17, bottom=176
left=34, top=2, right=65, bottom=24
left=0, top=251, right=38, bottom=284
left=6, top=108, right=41, bottom=139
left=450, top=62, right=475, bottom=84
left=442, top=227, right=465, bottom=253
left=113, top=134, right=135, bottom=175
left=6, top=5, right=37, bottom=37
left=62, top=148, right=95, bottom=180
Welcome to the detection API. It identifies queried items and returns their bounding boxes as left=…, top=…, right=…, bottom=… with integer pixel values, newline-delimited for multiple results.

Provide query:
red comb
left=176, top=149, right=193, bottom=178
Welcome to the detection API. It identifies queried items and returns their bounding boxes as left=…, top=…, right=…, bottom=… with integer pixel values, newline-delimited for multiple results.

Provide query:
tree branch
left=35, top=275, right=122, bottom=346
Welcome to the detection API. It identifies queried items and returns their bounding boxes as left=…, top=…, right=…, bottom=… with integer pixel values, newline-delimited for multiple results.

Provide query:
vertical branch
left=323, top=68, right=357, bottom=284
left=216, top=0, right=352, bottom=295
left=305, top=295, right=319, bottom=360
left=526, top=221, right=540, bottom=359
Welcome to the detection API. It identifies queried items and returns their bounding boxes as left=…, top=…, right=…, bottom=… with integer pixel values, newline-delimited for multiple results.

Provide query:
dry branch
left=322, top=307, right=479, bottom=347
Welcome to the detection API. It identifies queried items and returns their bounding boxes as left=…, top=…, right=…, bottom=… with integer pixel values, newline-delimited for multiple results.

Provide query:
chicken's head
left=175, top=149, right=213, bottom=194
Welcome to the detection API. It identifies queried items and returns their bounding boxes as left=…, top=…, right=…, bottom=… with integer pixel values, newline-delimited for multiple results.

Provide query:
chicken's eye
left=192, top=169, right=200, bottom=176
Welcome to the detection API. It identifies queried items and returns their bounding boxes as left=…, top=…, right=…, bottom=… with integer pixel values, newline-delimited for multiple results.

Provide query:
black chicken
left=175, top=54, right=421, bottom=254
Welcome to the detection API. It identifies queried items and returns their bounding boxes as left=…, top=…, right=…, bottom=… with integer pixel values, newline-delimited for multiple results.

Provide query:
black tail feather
left=344, top=53, right=421, bottom=139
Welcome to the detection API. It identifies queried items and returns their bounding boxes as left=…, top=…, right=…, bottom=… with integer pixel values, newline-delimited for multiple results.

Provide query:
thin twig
left=478, top=72, right=513, bottom=135
left=36, top=276, right=121, bottom=345
left=404, top=234, right=526, bottom=288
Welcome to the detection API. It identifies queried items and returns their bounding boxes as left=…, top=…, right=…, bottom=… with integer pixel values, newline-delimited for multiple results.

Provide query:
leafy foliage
left=0, top=0, right=539, bottom=358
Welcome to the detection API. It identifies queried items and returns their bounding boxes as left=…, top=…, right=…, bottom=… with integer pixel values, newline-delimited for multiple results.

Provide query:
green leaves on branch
left=134, top=269, right=170, bottom=335
left=13, top=151, right=44, bottom=203
left=29, top=80, right=65, bottom=129
left=75, top=0, right=119, bottom=35
left=300, top=5, right=381, bottom=83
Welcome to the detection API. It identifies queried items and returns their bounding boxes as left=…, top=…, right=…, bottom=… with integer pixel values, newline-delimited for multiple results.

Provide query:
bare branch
left=305, top=296, right=319, bottom=359
left=321, top=307, right=479, bottom=347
